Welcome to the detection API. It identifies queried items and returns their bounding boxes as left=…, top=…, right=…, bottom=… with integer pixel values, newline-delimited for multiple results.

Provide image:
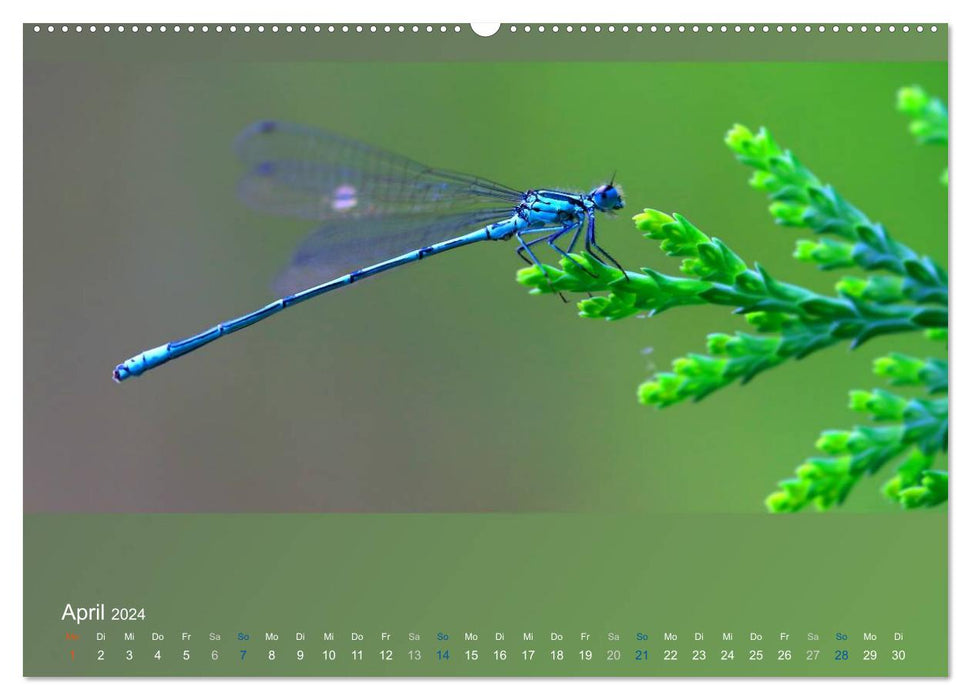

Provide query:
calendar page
left=23, top=21, right=948, bottom=677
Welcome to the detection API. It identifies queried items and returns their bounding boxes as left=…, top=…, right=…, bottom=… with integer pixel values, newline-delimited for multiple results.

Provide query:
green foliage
left=724, top=122, right=946, bottom=304
left=767, top=361, right=947, bottom=512
left=517, top=88, right=948, bottom=512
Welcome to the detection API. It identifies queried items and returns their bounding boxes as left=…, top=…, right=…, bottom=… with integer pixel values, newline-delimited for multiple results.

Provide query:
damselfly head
left=590, top=182, right=624, bottom=212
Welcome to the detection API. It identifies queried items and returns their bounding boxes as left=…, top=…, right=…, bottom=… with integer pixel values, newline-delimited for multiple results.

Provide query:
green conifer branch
left=515, top=87, right=948, bottom=511
left=518, top=212, right=944, bottom=406
left=725, top=124, right=946, bottom=304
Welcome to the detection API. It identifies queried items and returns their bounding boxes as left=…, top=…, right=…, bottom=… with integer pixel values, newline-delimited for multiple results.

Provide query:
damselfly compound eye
left=332, top=184, right=358, bottom=211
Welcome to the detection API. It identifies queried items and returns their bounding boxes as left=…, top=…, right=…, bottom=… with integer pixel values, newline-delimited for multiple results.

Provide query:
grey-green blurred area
left=24, top=61, right=946, bottom=513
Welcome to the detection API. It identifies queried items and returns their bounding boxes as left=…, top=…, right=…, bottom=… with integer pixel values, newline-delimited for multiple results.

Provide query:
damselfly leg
left=113, top=120, right=629, bottom=382
left=545, top=220, right=598, bottom=279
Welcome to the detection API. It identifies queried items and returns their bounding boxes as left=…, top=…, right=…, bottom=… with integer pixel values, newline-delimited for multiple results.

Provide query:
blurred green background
left=24, top=60, right=947, bottom=513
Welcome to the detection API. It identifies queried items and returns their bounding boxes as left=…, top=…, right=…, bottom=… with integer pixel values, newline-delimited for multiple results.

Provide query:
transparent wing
left=273, top=208, right=514, bottom=296
left=235, top=121, right=524, bottom=222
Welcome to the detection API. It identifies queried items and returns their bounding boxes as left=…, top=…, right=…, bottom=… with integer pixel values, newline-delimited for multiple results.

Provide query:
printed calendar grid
left=23, top=21, right=948, bottom=679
